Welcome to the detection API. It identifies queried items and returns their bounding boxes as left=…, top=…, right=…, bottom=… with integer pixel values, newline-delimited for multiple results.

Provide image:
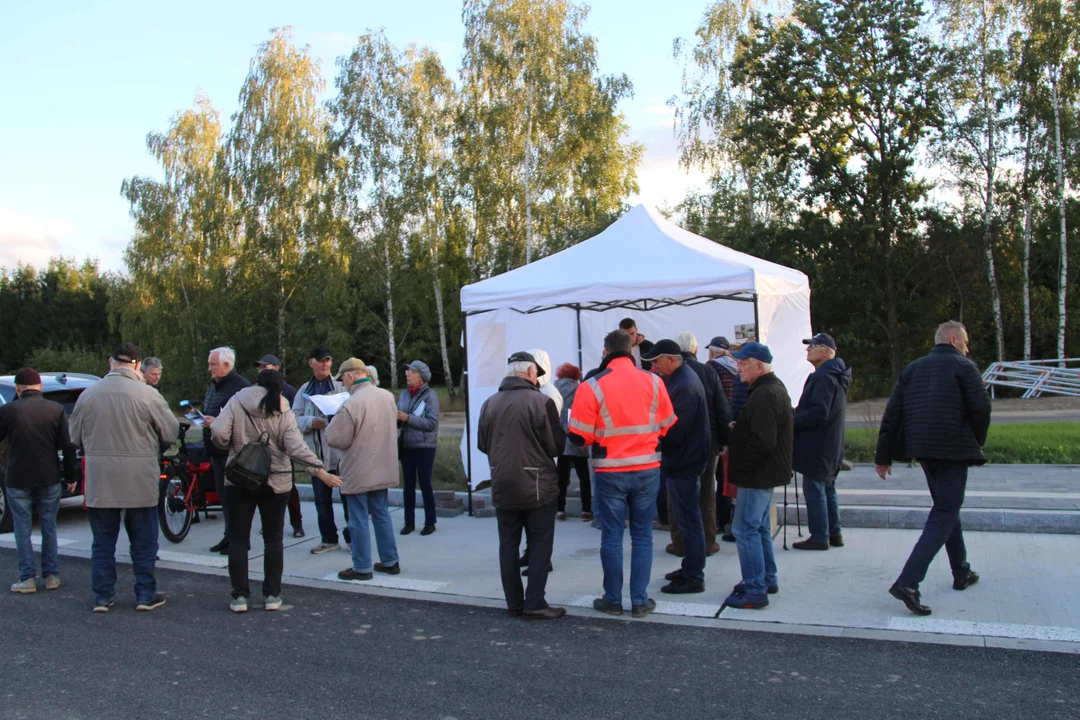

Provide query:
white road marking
left=569, top=595, right=721, bottom=618
left=322, top=573, right=449, bottom=592
left=156, top=550, right=229, bottom=568
left=887, top=617, right=1080, bottom=642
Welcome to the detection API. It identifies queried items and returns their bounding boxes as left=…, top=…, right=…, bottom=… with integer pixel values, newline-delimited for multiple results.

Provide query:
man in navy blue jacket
left=643, top=339, right=711, bottom=594
left=792, top=333, right=852, bottom=550
left=876, top=321, right=991, bottom=616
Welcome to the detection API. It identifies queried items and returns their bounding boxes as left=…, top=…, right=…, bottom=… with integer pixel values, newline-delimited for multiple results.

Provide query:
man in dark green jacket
left=725, top=342, right=793, bottom=610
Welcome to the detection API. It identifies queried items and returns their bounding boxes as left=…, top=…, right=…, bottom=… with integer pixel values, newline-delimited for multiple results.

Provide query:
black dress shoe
left=209, top=540, right=229, bottom=554
left=664, top=568, right=684, bottom=581
left=338, top=568, right=373, bottom=581
left=889, top=583, right=931, bottom=616
left=522, top=562, right=554, bottom=576
left=420, top=525, right=436, bottom=536
left=374, top=562, right=401, bottom=575
left=829, top=534, right=844, bottom=547
left=792, top=539, right=830, bottom=551
left=721, top=534, right=736, bottom=543
left=953, top=570, right=979, bottom=591
left=400, top=525, right=415, bottom=536
left=522, top=606, right=566, bottom=620
left=661, top=577, right=705, bottom=594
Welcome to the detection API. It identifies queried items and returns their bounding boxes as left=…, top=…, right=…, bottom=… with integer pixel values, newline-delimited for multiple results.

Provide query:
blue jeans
left=665, top=474, right=706, bottom=583
left=312, top=476, right=350, bottom=545
left=732, top=487, right=778, bottom=596
left=801, top=474, right=841, bottom=544
left=401, top=447, right=437, bottom=528
left=596, top=468, right=660, bottom=608
left=897, top=461, right=969, bottom=589
left=88, top=506, right=159, bottom=606
left=344, top=490, right=399, bottom=573
left=8, top=484, right=62, bottom=581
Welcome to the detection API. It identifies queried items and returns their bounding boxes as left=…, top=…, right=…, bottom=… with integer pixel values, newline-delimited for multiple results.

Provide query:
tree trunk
left=384, top=232, right=398, bottom=392
left=1022, top=119, right=1034, bottom=361
left=983, top=92, right=1004, bottom=362
left=431, top=202, right=455, bottom=397
left=1052, top=76, right=1069, bottom=365
left=524, top=99, right=534, bottom=266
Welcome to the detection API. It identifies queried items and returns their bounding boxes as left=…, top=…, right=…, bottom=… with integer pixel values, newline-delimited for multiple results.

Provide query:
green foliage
left=845, top=422, right=1080, bottom=464
left=26, top=346, right=111, bottom=377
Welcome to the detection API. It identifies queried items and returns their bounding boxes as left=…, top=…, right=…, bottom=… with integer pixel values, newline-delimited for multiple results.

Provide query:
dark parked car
left=0, top=372, right=100, bottom=533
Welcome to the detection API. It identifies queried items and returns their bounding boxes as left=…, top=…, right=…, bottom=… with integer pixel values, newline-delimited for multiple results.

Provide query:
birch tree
left=933, top=0, right=1019, bottom=362
left=330, top=30, right=409, bottom=390
left=225, top=27, right=334, bottom=363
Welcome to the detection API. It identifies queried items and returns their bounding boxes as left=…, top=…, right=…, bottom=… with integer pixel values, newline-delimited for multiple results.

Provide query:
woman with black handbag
left=211, top=369, right=342, bottom=613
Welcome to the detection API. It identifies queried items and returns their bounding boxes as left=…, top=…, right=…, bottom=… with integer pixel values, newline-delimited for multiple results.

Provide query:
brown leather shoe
left=706, top=543, right=721, bottom=556
left=665, top=543, right=686, bottom=557
left=522, top=606, right=567, bottom=620
left=580, top=512, right=594, bottom=521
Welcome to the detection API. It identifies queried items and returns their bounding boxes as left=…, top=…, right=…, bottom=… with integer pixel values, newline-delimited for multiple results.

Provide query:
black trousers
left=211, top=456, right=231, bottom=543
left=227, top=484, right=289, bottom=599
left=557, top=455, right=592, bottom=513
left=497, top=502, right=557, bottom=612
left=897, top=460, right=970, bottom=588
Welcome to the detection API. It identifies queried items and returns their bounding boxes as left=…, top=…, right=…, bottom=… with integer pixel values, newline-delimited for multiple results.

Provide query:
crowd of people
left=1, top=318, right=989, bottom=620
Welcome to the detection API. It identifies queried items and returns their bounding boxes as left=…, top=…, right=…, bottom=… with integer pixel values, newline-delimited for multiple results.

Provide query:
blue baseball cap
left=731, top=341, right=773, bottom=364
left=802, top=333, right=836, bottom=350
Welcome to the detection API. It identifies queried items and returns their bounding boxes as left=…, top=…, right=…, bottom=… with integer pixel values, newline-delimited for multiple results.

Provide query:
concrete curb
left=295, top=485, right=1079, bottom=534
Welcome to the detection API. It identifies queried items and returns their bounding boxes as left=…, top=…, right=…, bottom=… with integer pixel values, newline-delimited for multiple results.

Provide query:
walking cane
left=795, top=472, right=803, bottom=537
left=782, top=481, right=789, bottom=550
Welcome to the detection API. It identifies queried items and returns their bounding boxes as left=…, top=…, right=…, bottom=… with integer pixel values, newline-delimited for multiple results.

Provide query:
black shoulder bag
left=225, top=407, right=273, bottom=492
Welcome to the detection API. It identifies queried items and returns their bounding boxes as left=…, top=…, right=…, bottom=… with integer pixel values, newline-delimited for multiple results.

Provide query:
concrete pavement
left=4, top=497, right=1079, bottom=654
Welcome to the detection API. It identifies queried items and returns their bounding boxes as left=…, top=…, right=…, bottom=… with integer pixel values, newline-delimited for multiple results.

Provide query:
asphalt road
left=2, top=550, right=1077, bottom=720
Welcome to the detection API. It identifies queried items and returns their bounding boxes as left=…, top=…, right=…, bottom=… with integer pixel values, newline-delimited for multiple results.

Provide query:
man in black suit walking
left=876, top=321, right=991, bottom=616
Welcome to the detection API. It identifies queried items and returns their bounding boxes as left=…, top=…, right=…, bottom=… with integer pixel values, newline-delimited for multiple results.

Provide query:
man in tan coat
left=326, top=358, right=400, bottom=581
left=69, top=343, right=180, bottom=613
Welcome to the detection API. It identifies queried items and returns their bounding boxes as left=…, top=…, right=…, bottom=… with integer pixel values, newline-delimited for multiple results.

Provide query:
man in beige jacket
left=326, top=358, right=401, bottom=581
left=69, top=343, right=180, bottom=613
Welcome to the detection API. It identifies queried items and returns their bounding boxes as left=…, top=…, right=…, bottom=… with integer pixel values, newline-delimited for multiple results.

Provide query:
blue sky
left=0, top=0, right=712, bottom=272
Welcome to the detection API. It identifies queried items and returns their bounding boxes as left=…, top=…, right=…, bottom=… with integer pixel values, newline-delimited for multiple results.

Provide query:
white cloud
left=0, top=207, right=75, bottom=270
left=628, top=124, right=711, bottom=211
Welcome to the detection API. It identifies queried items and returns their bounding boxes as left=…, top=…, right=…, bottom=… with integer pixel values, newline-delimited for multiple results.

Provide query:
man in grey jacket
left=477, top=352, right=566, bottom=621
left=69, top=343, right=179, bottom=613
left=293, top=345, right=347, bottom=554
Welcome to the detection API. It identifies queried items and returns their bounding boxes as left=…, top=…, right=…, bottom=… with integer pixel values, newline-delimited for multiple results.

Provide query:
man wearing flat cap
left=256, top=353, right=303, bottom=537
left=70, top=343, right=180, bottom=612
left=724, top=342, right=792, bottom=610
left=642, top=339, right=711, bottom=595
left=326, top=358, right=401, bottom=581
left=478, top=351, right=566, bottom=620
left=0, top=368, right=77, bottom=594
left=792, top=333, right=851, bottom=551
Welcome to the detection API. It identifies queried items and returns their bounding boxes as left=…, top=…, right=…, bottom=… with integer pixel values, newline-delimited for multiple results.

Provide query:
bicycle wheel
left=159, top=477, right=193, bottom=543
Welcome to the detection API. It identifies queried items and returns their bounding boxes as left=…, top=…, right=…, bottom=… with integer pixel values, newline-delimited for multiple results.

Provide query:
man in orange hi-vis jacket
left=568, top=329, right=676, bottom=619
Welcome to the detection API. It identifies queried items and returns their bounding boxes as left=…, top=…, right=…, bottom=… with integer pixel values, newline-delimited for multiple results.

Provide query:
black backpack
left=224, top=406, right=273, bottom=492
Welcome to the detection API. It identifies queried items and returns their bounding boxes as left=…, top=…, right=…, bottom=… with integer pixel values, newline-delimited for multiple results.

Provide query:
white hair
left=366, top=365, right=380, bottom=386
left=141, top=357, right=163, bottom=371
left=676, top=331, right=698, bottom=354
left=506, top=361, right=535, bottom=377
left=210, top=347, right=236, bottom=368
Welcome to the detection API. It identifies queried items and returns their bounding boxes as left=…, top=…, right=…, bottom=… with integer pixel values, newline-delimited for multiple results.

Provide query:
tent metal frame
left=461, top=293, right=760, bottom=515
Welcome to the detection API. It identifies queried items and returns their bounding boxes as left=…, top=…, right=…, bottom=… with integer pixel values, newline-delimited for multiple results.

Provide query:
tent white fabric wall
left=459, top=204, right=813, bottom=488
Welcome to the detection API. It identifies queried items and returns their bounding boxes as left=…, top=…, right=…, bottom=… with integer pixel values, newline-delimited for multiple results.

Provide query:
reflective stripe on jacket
left=568, top=354, right=675, bottom=473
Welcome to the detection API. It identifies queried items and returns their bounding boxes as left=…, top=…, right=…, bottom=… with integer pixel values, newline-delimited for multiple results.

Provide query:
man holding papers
left=293, top=345, right=347, bottom=554
left=326, top=357, right=401, bottom=580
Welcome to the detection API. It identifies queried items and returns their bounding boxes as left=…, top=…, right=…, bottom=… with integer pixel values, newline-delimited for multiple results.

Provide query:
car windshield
left=0, top=386, right=14, bottom=404
left=42, top=389, right=85, bottom=416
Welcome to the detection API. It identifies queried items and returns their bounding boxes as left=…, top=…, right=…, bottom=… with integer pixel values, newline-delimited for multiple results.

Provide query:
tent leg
left=576, top=305, right=583, bottom=369
left=463, top=312, right=473, bottom=517
left=752, top=294, right=760, bottom=341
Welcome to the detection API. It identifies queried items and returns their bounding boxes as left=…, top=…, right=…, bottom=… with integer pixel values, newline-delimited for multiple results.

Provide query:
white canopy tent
left=459, top=204, right=813, bottom=492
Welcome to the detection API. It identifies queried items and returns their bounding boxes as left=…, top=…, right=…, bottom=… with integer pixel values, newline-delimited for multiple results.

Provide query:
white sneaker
left=264, top=595, right=283, bottom=611
left=231, top=597, right=248, bottom=613
left=310, top=543, right=340, bottom=555
left=10, top=579, right=36, bottom=594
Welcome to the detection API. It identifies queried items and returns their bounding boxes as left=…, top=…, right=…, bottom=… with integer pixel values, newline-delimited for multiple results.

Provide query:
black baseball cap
left=640, top=338, right=683, bottom=360
left=112, top=343, right=143, bottom=364
left=507, top=351, right=546, bottom=376
left=255, top=354, right=282, bottom=368
left=803, top=333, right=837, bottom=350
left=309, top=345, right=333, bottom=361
left=707, top=336, right=731, bottom=350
